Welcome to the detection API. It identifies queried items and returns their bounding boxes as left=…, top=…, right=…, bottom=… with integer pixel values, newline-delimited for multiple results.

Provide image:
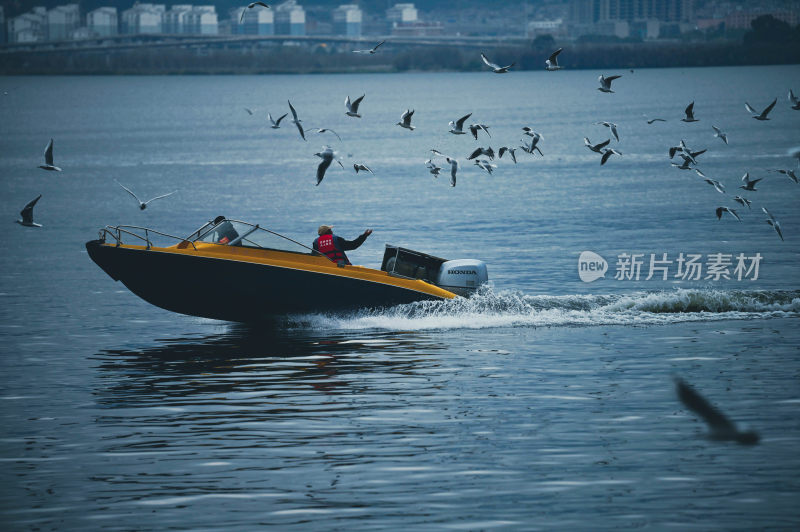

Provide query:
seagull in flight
left=732, top=196, right=752, bottom=209
left=584, top=137, right=611, bottom=153
left=268, top=112, right=287, bottom=129
left=353, top=163, right=373, bottom=174
left=473, top=159, right=497, bottom=174
left=520, top=132, right=544, bottom=156
left=675, top=377, right=759, bottom=445
left=770, top=168, right=799, bottom=184
left=712, top=125, right=728, bottom=145
left=445, top=157, right=458, bottom=187
left=345, top=94, right=365, bottom=117
left=115, top=180, right=176, bottom=210
left=762, top=207, right=784, bottom=241
left=545, top=48, right=562, bottom=71
left=244, top=107, right=254, bottom=115
left=597, top=74, right=621, bottom=93
left=739, top=172, right=762, bottom=191
left=467, top=147, right=495, bottom=160
left=600, top=148, right=621, bottom=165
left=469, top=123, right=491, bottom=140
left=595, top=121, right=619, bottom=142
left=715, top=206, right=741, bottom=221
left=15, top=194, right=42, bottom=227
left=745, top=98, right=777, bottom=120
left=425, top=159, right=441, bottom=177
left=352, top=40, right=385, bottom=54
left=498, top=147, right=517, bottom=163
left=314, top=146, right=343, bottom=186
left=704, top=178, right=726, bottom=194
left=287, top=100, right=306, bottom=141
left=671, top=154, right=695, bottom=170
left=681, top=101, right=699, bottom=122
left=305, top=128, right=342, bottom=141
left=38, top=138, right=62, bottom=172
left=480, top=52, right=514, bottom=73
left=789, top=89, right=800, bottom=110
left=397, top=109, right=415, bottom=130
left=647, top=118, right=666, bottom=124
left=240, top=2, right=270, bottom=23
left=449, top=113, right=472, bottom=135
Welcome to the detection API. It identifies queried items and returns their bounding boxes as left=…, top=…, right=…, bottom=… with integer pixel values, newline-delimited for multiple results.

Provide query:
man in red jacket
left=313, top=225, right=372, bottom=266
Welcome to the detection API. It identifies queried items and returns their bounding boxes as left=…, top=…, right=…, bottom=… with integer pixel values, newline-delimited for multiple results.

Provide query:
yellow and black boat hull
left=86, top=240, right=456, bottom=322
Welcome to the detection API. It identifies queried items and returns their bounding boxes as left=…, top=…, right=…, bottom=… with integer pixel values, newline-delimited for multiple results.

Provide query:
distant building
left=186, top=6, right=218, bottom=35
left=569, top=0, right=694, bottom=38
left=8, top=8, right=47, bottom=43
left=390, top=21, right=443, bottom=37
left=527, top=18, right=565, bottom=38
left=274, top=0, right=305, bottom=36
left=333, top=4, right=361, bottom=36
left=164, top=4, right=192, bottom=34
left=121, top=3, right=165, bottom=35
left=233, top=5, right=274, bottom=35
left=47, top=4, right=81, bottom=41
left=87, top=7, right=118, bottom=37
left=0, top=7, right=6, bottom=43
left=387, top=3, right=418, bottom=25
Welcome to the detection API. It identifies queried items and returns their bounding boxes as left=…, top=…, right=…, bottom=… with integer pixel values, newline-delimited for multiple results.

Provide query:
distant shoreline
left=1, top=41, right=798, bottom=75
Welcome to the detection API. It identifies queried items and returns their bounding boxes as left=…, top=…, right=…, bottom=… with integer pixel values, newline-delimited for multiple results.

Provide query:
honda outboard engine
left=436, top=259, right=489, bottom=296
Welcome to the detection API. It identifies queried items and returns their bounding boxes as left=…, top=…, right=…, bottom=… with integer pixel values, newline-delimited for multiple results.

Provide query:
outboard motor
left=436, top=259, right=489, bottom=296
left=381, top=245, right=488, bottom=297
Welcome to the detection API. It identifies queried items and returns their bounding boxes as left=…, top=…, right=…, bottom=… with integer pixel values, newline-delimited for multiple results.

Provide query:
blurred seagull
left=770, top=168, right=799, bottom=184
left=584, top=137, right=611, bottom=153
left=345, top=94, right=365, bottom=118
left=467, top=146, right=495, bottom=160
left=647, top=118, right=666, bottom=124
left=240, top=2, right=270, bottom=23
left=314, top=146, right=343, bottom=186
left=115, top=180, right=176, bottom=210
left=498, top=147, right=517, bottom=163
left=732, top=196, right=752, bottom=209
left=305, top=127, right=342, bottom=141
left=425, top=159, right=441, bottom=177
left=675, top=377, right=759, bottom=445
left=480, top=52, right=514, bottom=73
left=520, top=133, right=544, bottom=156
left=287, top=100, right=306, bottom=141
left=595, top=121, right=619, bottom=142
left=545, top=48, right=563, bottom=71
left=762, top=207, right=784, bottom=241
left=704, top=178, right=726, bottom=194
left=597, top=74, right=621, bottom=93
left=244, top=107, right=254, bottom=115
left=712, top=125, right=728, bottom=145
left=352, top=40, right=385, bottom=54
left=38, top=138, right=61, bottom=172
left=789, top=89, right=800, bottom=110
left=15, top=194, right=42, bottom=228
left=474, top=159, right=497, bottom=174
left=268, top=112, right=287, bottom=129
left=671, top=154, right=695, bottom=170
left=739, top=172, right=762, bottom=191
left=681, top=101, right=699, bottom=122
left=715, top=206, right=741, bottom=221
left=449, top=113, right=472, bottom=135
left=600, top=148, right=621, bottom=165
left=745, top=98, right=777, bottom=120
left=445, top=157, right=458, bottom=187
left=397, top=109, right=415, bottom=130
left=353, top=163, right=373, bottom=174
left=521, top=126, right=543, bottom=138
left=469, top=123, right=491, bottom=140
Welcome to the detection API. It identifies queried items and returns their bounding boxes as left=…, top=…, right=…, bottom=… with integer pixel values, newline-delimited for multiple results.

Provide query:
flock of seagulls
left=15, top=44, right=798, bottom=244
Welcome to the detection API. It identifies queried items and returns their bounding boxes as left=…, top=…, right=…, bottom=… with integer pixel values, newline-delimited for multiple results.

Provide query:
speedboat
left=86, top=217, right=489, bottom=322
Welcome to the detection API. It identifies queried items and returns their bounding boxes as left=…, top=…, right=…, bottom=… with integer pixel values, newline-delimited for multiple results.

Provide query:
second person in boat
left=313, top=225, right=372, bottom=266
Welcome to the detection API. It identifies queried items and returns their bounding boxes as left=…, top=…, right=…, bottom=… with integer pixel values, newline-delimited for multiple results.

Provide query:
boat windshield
left=197, top=219, right=313, bottom=255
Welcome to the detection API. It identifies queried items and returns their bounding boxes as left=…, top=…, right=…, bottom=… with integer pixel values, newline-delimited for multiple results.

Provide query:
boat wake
left=289, top=287, right=800, bottom=331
